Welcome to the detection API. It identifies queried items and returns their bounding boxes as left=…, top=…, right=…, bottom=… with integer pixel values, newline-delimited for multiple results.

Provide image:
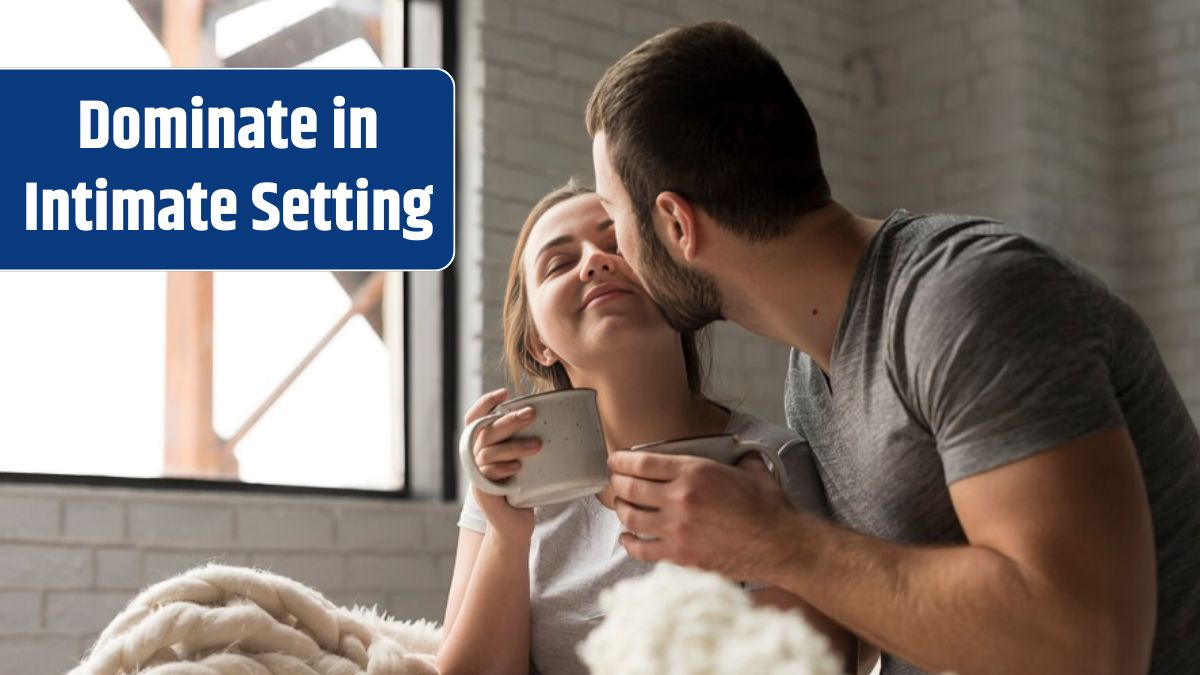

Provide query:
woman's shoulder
left=725, top=410, right=806, bottom=451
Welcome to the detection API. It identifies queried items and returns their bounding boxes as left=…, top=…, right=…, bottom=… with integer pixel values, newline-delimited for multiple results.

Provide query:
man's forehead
left=591, top=133, right=622, bottom=203
left=592, top=132, right=612, bottom=175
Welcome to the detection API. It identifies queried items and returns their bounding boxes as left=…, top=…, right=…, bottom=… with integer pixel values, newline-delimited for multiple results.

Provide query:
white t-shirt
left=457, top=410, right=825, bottom=675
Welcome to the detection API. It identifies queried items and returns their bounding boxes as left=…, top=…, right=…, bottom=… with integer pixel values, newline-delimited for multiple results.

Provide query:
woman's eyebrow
left=535, top=234, right=575, bottom=262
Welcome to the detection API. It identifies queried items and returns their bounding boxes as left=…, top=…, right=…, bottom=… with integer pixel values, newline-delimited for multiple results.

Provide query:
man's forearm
left=760, top=511, right=1116, bottom=674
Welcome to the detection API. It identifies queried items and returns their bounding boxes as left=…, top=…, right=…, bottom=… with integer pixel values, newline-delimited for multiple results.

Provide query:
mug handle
left=459, top=411, right=522, bottom=497
left=732, top=439, right=790, bottom=489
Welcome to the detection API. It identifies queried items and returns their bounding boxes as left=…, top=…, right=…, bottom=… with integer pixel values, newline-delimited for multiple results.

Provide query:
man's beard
left=636, top=224, right=725, bottom=333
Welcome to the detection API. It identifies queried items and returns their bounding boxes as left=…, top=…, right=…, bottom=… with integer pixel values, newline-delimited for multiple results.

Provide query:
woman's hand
left=464, top=388, right=542, bottom=540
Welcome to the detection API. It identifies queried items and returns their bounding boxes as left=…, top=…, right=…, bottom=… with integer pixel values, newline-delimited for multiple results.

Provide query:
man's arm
left=612, top=426, right=1156, bottom=674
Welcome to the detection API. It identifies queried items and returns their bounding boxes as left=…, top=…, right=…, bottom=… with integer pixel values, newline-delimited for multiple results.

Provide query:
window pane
left=0, top=1, right=405, bottom=492
left=213, top=272, right=398, bottom=490
left=0, top=272, right=166, bottom=477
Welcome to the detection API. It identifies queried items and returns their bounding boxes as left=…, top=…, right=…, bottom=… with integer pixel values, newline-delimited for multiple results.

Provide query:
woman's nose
left=580, top=248, right=615, bottom=280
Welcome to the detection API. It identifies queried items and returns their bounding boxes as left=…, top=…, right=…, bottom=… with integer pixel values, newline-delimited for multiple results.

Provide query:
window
left=0, top=0, right=456, bottom=497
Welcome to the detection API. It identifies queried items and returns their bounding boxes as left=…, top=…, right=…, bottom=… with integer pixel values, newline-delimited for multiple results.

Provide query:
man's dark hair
left=586, top=21, right=831, bottom=242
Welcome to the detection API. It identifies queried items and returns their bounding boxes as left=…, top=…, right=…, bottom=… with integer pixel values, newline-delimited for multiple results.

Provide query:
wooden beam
left=164, top=272, right=237, bottom=478
left=162, top=0, right=203, bottom=67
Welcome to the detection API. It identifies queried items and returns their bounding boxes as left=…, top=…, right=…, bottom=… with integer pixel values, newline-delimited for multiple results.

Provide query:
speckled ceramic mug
left=624, top=434, right=788, bottom=487
left=459, top=388, right=610, bottom=508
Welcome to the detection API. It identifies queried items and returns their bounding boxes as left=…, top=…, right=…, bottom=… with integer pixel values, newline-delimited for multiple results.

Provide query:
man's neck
left=717, top=201, right=883, bottom=375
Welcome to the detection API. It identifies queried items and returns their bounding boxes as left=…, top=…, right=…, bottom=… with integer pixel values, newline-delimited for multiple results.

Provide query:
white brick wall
left=863, top=0, right=1199, bottom=417
left=0, top=484, right=458, bottom=674
left=867, top=1, right=1035, bottom=239
left=1112, top=0, right=1200, bottom=414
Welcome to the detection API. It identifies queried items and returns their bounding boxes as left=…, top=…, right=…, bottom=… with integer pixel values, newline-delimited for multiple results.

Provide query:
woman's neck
left=571, top=350, right=728, bottom=453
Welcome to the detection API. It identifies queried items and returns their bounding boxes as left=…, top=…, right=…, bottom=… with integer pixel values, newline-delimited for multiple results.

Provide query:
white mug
left=624, top=434, right=789, bottom=488
left=459, top=388, right=610, bottom=508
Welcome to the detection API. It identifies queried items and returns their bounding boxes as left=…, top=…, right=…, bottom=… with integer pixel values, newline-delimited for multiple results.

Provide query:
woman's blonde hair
left=502, top=179, right=709, bottom=394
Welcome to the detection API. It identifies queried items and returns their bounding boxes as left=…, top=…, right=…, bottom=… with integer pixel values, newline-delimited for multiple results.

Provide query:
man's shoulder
left=875, top=210, right=1110, bottom=325
left=876, top=209, right=1020, bottom=274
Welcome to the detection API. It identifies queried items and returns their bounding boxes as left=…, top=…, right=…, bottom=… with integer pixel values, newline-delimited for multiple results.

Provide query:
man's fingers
left=476, top=407, right=536, bottom=448
left=464, top=387, right=507, bottom=425
left=609, top=450, right=690, bottom=481
left=477, top=438, right=541, bottom=466
left=613, top=497, right=663, bottom=536
left=609, top=473, right=668, bottom=509
left=619, top=532, right=667, bottom=562
left=736, top=453, right=770, bottom=473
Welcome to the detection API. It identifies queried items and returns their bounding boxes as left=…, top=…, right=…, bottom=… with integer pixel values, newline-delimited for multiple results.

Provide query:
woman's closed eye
left=545, top=256, right=575, bottom=277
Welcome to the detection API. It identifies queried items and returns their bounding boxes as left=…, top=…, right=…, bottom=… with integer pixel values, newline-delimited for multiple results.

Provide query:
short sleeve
left=900, top=237, right=1126, bottom=484
left=457, top=488, right=488, bottom=534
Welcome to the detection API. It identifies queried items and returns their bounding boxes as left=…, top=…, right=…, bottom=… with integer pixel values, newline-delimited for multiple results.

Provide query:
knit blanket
left=69, top=564, right=442, bottom=675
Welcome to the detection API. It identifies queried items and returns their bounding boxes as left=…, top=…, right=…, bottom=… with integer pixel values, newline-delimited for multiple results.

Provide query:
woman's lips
left=583, top=289, right=631, bottom=309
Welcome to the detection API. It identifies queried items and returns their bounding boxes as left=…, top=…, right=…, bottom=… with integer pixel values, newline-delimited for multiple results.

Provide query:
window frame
left=0, top=0, right=459, bottom=501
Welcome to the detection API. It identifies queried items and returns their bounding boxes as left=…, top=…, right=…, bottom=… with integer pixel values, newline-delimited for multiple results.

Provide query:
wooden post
left=162, top=0, right=204, bottom=67
left=164, top=272, right=237, bottom=477
left=161, top=1, right=227, bottom=477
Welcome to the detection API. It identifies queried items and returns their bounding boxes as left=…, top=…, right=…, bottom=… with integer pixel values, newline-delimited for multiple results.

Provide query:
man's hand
left=608, top=450, right=797, bottom=580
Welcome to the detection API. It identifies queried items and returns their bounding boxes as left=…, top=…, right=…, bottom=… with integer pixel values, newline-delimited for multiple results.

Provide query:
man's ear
left=654, top=191, right=700, bottom=262
left=525, top=331, right=557, bottom=367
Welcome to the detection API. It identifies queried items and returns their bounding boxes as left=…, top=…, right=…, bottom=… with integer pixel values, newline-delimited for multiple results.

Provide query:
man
left=589, top=21, right=1200, bottom=675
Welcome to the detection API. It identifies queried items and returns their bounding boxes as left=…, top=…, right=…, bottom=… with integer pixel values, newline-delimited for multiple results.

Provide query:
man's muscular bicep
left=948, top=426, right=1155, bottom=671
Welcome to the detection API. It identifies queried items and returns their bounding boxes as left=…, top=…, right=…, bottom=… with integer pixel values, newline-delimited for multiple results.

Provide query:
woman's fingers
left=475, top=406, right=537, bottom=449
left=464, top=394, right=540, bottom=485
left=463, top=387, right=508, bottom=426
left=479, top=459, right=522, bottom=482
left=476, top=438, right=542, bottom=466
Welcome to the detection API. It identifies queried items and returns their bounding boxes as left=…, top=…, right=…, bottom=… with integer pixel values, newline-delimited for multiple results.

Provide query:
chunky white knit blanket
left=69, top=564, right=442, bottom=675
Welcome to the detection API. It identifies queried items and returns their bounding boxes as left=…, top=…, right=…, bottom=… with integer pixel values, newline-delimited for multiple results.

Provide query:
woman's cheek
left=534, top=285, right=576, bottom=348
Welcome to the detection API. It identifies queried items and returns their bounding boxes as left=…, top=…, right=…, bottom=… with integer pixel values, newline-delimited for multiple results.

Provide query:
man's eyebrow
left=597, top=218, right=613, bottom=231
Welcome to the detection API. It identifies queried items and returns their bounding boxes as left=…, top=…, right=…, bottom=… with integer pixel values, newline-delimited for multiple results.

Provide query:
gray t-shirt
left=785, top=209, right=1200, bottom=675
left=458, top=410, right=825, bottom=675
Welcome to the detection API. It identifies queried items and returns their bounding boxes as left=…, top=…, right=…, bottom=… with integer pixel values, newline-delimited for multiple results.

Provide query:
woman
left=436, top=181, right=846, bottom=675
